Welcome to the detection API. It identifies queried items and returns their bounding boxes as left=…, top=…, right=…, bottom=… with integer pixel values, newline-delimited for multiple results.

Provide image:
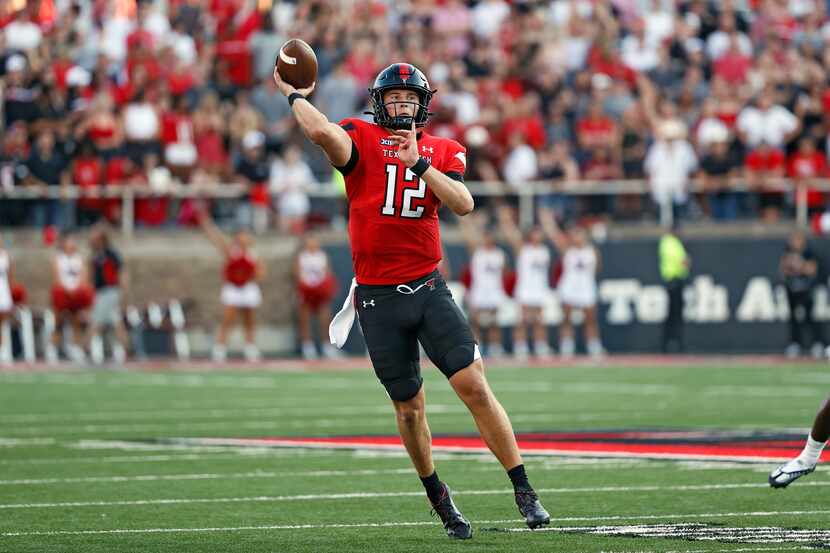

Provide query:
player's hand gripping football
left=272, top=66, right=316, bottom=98
left=387, top=120, right=419, bottom=168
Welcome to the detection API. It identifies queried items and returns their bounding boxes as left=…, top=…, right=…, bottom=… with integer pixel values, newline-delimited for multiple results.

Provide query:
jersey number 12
left=382, top=164, right=425, bottom=219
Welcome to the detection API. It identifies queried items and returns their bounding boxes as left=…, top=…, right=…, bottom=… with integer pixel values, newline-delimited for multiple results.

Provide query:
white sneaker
left=211, top=345, right=227, bottom=362
left=513, top=341, right=529, bottom=361
left=112, top=344, right=127, bottom=365
left=811, top=343, right=824, bottom=359
left=244, top=344, right=261, bottom=362
left=45, top=345, right=59, bottom=364
left=67, top=345, right=86, bottom=363
left=785, top=343, right=800, bottom=358
left=322, top=344, right=343, bottom=359
left=534, top=341, right=551, bottom=357
left=302, top=342, right=318, bottom=360
left=560, top=338, right=575, bottom=358
left=487, top=343, right=503, bottom=358
left=769, top=457, right=817, bottom=488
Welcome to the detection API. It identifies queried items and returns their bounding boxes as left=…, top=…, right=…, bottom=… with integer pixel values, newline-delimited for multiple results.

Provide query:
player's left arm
left=389, top=122, right=474, bottom=216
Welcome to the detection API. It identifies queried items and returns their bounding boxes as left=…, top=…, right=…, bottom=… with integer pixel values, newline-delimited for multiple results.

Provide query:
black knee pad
left=440, top=343, right=479, bottom=378
left=383, top=375, right=423, bottom=402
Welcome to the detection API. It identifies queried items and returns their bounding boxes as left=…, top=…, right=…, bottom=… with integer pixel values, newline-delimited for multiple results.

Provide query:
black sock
left=420, top=471, right=444, bottom=504
left=507, top=464, right=531, bottom=490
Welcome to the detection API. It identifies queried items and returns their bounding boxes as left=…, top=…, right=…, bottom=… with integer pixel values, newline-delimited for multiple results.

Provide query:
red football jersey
left=338, top=118, right=467, bottom=285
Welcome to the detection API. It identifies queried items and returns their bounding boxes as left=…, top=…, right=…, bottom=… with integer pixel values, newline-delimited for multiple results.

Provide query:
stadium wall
left=326, top=237, right=830, bottom=354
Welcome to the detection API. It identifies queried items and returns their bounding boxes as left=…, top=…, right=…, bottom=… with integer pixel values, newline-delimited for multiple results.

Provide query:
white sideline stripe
left=2, top=479, right=829, bottom=501
left=0, top=438, right=56, bottom=447
left=0, top=404, right=469, bottom=424
left=3, top=511, right=830, bottom=538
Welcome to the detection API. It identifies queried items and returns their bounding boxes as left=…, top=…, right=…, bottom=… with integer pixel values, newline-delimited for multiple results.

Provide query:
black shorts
left=356, top=270, right=478, bottom=402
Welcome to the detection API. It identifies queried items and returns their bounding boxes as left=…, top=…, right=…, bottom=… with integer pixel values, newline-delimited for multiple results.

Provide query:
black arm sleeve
left=333, top=141, right=359, bottom=177
left=445, top=171, right=464, bottom=183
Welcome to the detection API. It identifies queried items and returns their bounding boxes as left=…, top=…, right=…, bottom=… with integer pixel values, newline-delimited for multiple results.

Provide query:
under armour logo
left=362, top=300, right=375, bottom=308
left=422, top=146, right=434, bottom=154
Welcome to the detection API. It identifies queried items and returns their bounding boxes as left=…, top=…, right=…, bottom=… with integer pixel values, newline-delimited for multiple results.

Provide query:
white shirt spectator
left=123, top=103, right=159, bottom=141
left=442, top=90, right=480, bottom=126
left=645, top=9, right=675, bottom=46
left=100, top=17, right=134, bottom=62
left=696, top=118, right=730, bottom=150
left=472, top=0, right=510, bottom=38
left=621, top=36, right=660, bottom=72
left=736, top=105, right=799, bottom=148
left=706, top=31, right=752, bottom=60
left=549, top=0, right=593, bottom=27
left=167, top=31, right=197, bottom=65
left=4, top=19, right=42, bottom=52
left=644, top=139, right=698, bottom=205
left=503, top=143, right=538, bottom=188
left=270, top=157, right=316, bottom=218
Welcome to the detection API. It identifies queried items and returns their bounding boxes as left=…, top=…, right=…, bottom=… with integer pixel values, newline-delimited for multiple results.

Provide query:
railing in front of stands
left=1, top=177, right=827, bottom=235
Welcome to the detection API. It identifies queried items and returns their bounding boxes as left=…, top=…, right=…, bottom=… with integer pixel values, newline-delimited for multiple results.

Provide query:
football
left=275, top=38, right=318, bottom=90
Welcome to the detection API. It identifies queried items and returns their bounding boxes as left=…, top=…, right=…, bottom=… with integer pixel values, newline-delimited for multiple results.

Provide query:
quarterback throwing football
left=274, top=62, right=549, bottom=539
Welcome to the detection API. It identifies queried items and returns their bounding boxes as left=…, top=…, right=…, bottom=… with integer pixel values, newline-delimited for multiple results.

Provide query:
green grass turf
left=0, top=362, right=828, bottom=552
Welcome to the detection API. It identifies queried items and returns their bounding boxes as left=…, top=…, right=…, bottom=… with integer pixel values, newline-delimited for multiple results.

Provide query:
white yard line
left=3, top=511, right=830, bottom=538
left=0, top=438, right=56, bottom=447
left=1, top=478, right=828, bottom=499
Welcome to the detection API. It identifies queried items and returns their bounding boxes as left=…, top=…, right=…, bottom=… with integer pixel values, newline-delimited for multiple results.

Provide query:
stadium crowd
left=2, top=0, right=830, bottom=231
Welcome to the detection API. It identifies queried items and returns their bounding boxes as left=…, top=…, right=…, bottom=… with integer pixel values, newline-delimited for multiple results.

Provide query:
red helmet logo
left=398, top=63, right=412, bottom=82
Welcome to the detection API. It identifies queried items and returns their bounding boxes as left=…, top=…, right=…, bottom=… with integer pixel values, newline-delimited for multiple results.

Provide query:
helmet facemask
left=370, top=87, right=433, bottom=130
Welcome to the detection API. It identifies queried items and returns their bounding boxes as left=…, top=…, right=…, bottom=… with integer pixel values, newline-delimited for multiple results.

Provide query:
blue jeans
left=709, top=193, right=738, bottom=221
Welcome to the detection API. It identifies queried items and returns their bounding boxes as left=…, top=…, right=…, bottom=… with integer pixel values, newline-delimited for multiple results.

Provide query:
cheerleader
left=50, top=233, right=95, bottom=362
left=498, top=207, right=552, bottom=359
left=460, top=215, right=507, bottom=357
left=295, top=235, right=339, bottom=359
left=540, top=209, right=604, bottom=358
left=199, top=212, right=264, bottom=362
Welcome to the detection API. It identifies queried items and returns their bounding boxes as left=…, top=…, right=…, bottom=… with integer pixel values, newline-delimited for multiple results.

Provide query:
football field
left=1, top=360, right=829, bottom=553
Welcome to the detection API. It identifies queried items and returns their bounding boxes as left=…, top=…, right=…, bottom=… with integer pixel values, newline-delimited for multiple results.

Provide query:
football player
left=769, top=399, right=829, bottom=487
left=274, top=63, right=550, bottom=539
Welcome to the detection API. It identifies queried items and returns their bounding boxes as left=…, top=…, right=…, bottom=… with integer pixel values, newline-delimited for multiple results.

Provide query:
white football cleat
left=769, top=457, right=817, bottom=488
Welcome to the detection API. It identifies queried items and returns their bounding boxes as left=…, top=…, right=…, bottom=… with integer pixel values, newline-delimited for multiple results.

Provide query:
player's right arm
left=273, top=69, right=352, bottom=168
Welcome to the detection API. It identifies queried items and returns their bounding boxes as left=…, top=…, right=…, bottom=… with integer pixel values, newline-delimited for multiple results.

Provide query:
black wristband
left=410, top=157, right=431, bottom=178
left=288, top=92, right=305, bottom=106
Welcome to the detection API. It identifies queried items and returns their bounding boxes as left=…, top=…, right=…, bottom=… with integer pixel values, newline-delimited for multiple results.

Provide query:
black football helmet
left=367, top=63, right=435, bottom=130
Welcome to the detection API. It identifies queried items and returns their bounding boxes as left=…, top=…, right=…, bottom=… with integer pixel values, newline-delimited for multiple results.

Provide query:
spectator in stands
left=251, top=74, right=293, bottom=150
left=736, top=88, right=800, bottom=150
left=192, top=93, right=229, bottom=178
left=788, top=137, right=828, bottom=216
left=503, top=133, right=538, bottom=190
left=72, top=140, right=105, bottom=226
left=162, top=95, right=197, bottom=181
left=781, top=231, right=824, bottom=358
left=745, top=140, right=787, bottom=222
left=659, top=223, right=690, bottom=353
left=699, top=128, right=740, bottom=221
left=270, top=144, right=316, bottom=235
left=644, top=120, right=697, bottom=225
left=0, top=122, right=30, bottom=226
left=26, top=128, right=71, bottom=229
left=76, top=93, right=123, bottom=160
left=123, top=89, right=160, bottom=165
left=248, top=15, right=284, bottom=83
left=235, top=131, right=271, bottom=233
left=87, top=227, right=129, bottom=365
left=316, top=61, right=361, bottom=127
left=3, top=54, right=39, bottom=129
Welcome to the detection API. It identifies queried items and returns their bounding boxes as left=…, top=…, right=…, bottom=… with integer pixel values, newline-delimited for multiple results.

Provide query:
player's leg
left=584, top=305, right=604, bottom=358
left=419, top=283, right=550, bottom=529
left=297, top=302, right=317, bottom=359
left=358, top=281, right=471, bottom=540
left=770, top=396, right=830, bottom=488
left=213, top=306, right=236, bottom=361
left=240, top=308, right=260, bottom=361
left=560, top=304, right=575, bottom=357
